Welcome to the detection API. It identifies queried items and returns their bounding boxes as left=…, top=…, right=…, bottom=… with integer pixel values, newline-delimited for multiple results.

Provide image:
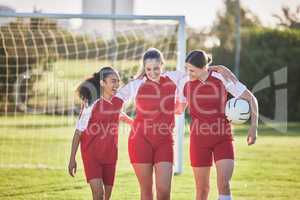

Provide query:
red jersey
left=116, top=71, right=186, bottom=144
left=181, top=71, right=246, bottom=139
left=76, top=96, right=123, bottom=164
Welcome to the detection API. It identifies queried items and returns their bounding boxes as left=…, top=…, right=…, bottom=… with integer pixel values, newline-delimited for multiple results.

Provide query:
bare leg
left=132, top=163, right=154, bottom=200
left=192, top=167, right=211, bottom=200
left=215, top=159, right=234, bottom=196
left=89, top=178, right=104, bottom=200
left=154, top=162, right=173, bottom=200
left=104, top=185, right=113, bottom=200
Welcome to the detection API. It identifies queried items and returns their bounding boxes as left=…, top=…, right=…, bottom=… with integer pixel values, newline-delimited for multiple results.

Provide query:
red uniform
left=180, top=71, right=247, bottom=167
left=117, top=71, right=186, bottom=164
left=76, top=96, right=123, bottom=184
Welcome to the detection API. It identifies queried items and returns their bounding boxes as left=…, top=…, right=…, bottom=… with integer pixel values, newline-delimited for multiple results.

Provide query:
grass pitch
left=0, top=115, right=299, bottom=199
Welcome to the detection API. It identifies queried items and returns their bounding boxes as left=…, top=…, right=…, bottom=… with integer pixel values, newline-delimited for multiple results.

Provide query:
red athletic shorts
left=190, top=135, right=235, bottom=167
left=82, top=154, right=116, bottom=185
left=128, top=131, right=174, bottom=164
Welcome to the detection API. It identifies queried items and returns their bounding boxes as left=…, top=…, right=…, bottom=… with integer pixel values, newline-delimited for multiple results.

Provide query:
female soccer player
left=68, top=67, right=133, bottom=200
left=176, top=50, right=258, bottom=200
left=116, top=48, right=238, bottom=200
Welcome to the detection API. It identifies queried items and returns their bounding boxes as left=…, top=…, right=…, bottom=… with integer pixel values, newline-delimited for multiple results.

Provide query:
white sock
left=219, top=194, right=232, bottom=200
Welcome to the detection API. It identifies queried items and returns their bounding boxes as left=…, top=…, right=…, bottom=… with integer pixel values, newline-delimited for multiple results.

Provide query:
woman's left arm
left=239, top=89, right=259, bottom=145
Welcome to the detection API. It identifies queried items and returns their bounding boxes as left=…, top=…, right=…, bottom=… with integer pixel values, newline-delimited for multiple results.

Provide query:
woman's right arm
left=175, top=101, right=187, bottom=115
left=119, top=112, right=134, bottom=125
left=175, top=77, right=188, bottom=115
left=68, top=130, right=81, bottom=177
left=116, top=79, right=144, bottom=103
left=209, top=65, right=238, bottom=83
left=68, top=101, right=93, bottom=177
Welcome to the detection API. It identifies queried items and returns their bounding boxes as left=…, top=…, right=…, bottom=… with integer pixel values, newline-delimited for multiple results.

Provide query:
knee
left=156, top=185, right=170, bottom=200
left=196, top=184, right=210, bottom=199
left=91, top=188, right=104, bottom=200
left=104, top=192, right=112, bottom=200
left=140, top=186, right=153, bottom=200
left=218, top=180, right=231, bottom=194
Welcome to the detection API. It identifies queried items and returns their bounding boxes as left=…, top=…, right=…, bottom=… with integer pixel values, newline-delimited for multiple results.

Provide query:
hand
left=136, top=72, right=145, bottom=79
left=119, top=114, right=134, bottom=125
left=174, top=101, right=186, bottom=115
left=210, top=65, right=238, bottom=83
left=127, top=118, right=134, bottom=126
left=68, top=158, right=77, bottom=177
left=247, top=125, right=257, bottom=145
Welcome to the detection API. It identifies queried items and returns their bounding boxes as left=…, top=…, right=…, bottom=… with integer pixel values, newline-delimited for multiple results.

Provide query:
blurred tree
left=186, top=27, right=211, bottom=52
left=211, top=0, right=261, bottom=51
left=208, top=1, right=300, bottom=121
left=239, top=28, right=300, bottom=121
left=273, top=6, right=300, bottom=29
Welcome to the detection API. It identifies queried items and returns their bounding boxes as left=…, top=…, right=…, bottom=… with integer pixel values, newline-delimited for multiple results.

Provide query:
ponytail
left=77, top=67, right=119, bottom=105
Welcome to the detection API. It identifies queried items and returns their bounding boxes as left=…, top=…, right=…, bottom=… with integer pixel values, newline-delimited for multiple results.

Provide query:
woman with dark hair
left=176, top=50, right=258, bottom=200
left=68, top=67, right=132, bottom=200
left=116, top=48, right=238, bottom=200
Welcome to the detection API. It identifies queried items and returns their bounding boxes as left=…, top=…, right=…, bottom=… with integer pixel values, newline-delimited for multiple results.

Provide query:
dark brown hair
left=185, top=50, right=212, bottom=68
left=77, top=67, right=119, bottom=105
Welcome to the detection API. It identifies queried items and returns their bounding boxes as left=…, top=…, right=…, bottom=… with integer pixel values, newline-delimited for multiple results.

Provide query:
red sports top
left=116, top=71, right=186, bottom=143
left=180, top=71, right=247, bottom=138
left=76, top=96, right=123, bottom=164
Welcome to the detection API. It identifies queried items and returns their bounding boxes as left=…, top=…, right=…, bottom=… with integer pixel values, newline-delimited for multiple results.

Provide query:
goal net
left=0, top=13, right=185, bottom=174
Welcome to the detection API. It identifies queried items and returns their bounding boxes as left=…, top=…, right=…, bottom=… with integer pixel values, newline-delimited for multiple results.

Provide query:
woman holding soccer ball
left=176, top=50, right=258, bottom=200
left=116, top=48, right=238, bottom=200
left=68, top=67, right=133, bottom=200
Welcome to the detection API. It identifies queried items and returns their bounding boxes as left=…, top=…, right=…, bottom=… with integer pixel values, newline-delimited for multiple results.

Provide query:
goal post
left=174, top=16, right=186, bottom=175
left=0, top=12, right=186, bottom=174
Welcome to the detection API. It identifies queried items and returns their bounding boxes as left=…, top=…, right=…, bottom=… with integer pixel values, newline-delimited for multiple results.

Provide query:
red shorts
left=82, top=155, right=116, bottom=185
left=128, top=131, right=174, bottom=164
left=190, top=136, right=234, bottom=167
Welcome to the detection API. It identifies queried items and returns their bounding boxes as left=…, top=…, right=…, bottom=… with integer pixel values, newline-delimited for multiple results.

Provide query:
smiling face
left=185, top=63, right=208, bottom=81
left=100, top=73, right=120, bottom=97
left=144, top=58, right=162, bottom=82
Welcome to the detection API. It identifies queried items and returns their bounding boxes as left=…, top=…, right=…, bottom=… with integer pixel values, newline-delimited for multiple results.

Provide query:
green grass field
left=0, top=115, right=300, bottom=199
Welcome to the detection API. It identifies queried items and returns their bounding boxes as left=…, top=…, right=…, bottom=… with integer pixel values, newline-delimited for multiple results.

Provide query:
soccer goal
left=0, top=12, right=186, bottom=174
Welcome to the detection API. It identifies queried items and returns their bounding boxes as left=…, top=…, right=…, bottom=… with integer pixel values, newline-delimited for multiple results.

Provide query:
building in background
left=0, top=5, right=15, bottom=25
left=82, top=0, right=134, bottom=37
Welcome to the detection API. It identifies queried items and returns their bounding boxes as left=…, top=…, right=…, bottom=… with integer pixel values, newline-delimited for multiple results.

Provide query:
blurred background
left=0, top=0, right=299, bottom=120
left=0, top=0, right=299, bottom=199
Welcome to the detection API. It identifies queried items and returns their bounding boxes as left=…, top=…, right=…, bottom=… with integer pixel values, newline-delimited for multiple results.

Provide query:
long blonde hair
left=135, top=48, right=165, bottom=79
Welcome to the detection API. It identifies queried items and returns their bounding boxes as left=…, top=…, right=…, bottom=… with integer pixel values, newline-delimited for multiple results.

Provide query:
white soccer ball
left=225, top=98, right=250, bottom=124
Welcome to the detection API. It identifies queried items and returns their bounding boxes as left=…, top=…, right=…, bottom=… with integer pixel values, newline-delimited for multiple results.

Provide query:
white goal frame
left=0, top=12, right=186, bottom=175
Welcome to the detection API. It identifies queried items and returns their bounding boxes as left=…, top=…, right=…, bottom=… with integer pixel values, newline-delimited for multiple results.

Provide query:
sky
left=0, top=0, right=299, bottom=28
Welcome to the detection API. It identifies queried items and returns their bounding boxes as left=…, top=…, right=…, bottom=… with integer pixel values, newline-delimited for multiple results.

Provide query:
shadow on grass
left=0, top=124, right=73, bottom=129
left=0, top=174, right=86, bottom=198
